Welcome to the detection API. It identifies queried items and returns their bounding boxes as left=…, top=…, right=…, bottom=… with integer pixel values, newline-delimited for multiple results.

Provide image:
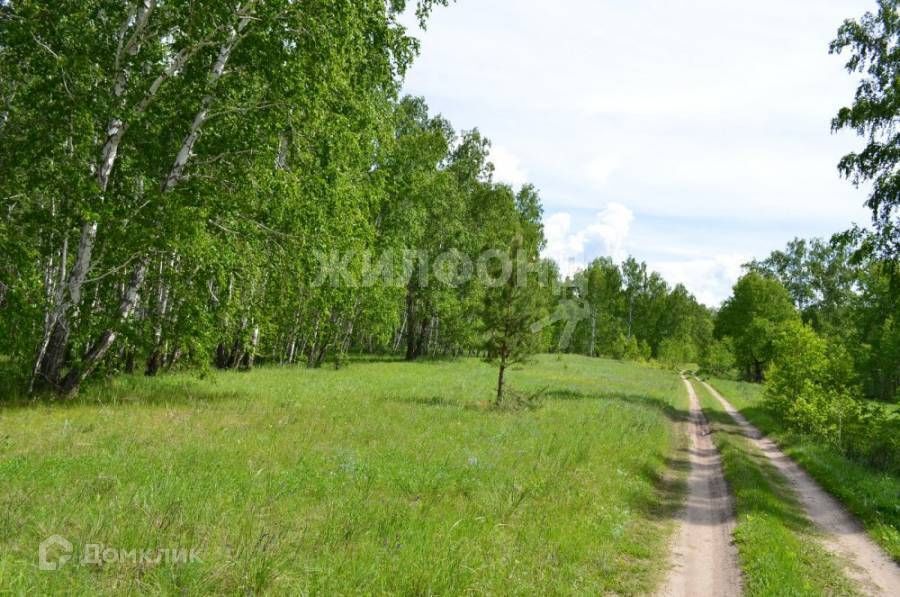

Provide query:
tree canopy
left=831, top=0, right=900, bottom=260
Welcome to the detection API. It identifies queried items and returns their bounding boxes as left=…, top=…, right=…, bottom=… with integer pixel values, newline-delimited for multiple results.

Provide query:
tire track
left=658, top=377, right=742, bottom=597
left=700, top=380, right=900, bottom=596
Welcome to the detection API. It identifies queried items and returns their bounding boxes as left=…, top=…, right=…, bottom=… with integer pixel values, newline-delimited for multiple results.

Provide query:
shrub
left=765, top=320, right=899, bottom=472
left=657, top=336, right=696, bottom=368
left=701, top=337, right=736, bottom=378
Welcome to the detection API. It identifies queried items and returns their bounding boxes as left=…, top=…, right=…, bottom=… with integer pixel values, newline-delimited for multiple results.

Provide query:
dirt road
left=700, top=380, right=900, bottom=596
left=658, top=377, right=742, bottom=596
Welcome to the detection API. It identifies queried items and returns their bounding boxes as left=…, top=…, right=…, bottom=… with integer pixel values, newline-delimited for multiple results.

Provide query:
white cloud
left=585, top=154, right=621, bottom=188
left=651, top=254, right=748, bottom=308
left=544, top=208, right=746, bottom=306
left=404, top=0, right=874, bottom=297
left=543, top=212, right=583, bottom=278
left=585, top=203, right=634, bottom=262
left=489, top=145, right=528, bottom=188
left=543, top=203, right=635, bottom=278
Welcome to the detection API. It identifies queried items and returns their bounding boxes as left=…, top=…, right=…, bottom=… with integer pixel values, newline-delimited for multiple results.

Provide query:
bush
left=658, top=335, right=697, bottom=368
left=701, top=337, right=736, bottom=378
left=764, top=320, right=899, bottom=472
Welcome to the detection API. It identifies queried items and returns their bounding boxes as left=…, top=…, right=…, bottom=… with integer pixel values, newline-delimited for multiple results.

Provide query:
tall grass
left=0, top=355, right=689, bottom=594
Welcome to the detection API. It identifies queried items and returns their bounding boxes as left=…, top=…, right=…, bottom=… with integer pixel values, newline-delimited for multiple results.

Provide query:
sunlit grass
left=0, top=355, right=689, bottom=594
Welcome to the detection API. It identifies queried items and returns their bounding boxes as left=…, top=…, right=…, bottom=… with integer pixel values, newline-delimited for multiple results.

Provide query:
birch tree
left=0, top=0, right=450, bottom=394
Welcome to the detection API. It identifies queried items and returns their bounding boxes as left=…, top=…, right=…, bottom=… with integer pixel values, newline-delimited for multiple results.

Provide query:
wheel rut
left=658, top=377, right=742, bottom=597
left=700, top=380, right=900, bottom=596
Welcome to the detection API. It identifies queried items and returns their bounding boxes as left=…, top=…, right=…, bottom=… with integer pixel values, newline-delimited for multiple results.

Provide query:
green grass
left=708, top=377, right=900, bottom=562
left=691, top=380, right=857, bottom=596
left=0, top=355, right=689, bottom=594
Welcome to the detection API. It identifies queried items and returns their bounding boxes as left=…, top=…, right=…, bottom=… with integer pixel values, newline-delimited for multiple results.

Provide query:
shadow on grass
left=546, top=388, right=691, bottom=424
left=379, top=394, right=536, bottom=413
left=403, top=395, right=462, bottom=408
left=0, top=375, right=244, bottom=410
left=633, top=452, right=692, bottom=525
left=381, top=389, right=695, bottom=424
left=349, top=353, right=467, bottom=365
left=345, top=354, right=407, bottom=365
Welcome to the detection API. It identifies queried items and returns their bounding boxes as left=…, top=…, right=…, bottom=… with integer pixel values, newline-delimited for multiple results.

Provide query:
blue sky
left=400, top=0, right=874, bottom=306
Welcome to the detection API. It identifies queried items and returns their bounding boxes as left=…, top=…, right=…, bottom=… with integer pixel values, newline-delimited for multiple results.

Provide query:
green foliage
left=657, top=336, right=695, bottom=368
left=715, top=272, right=799, bottom=381
left=0, top=0, right=587, bottom=393
left=830, top=0, right=900, bottom=259
left=480, top=200, right=549, bottom=403
left=0, top=0, right=718, bottom=395
left=700, top=337, right=736, bottom=378
left=764, top=321, right=832, bottom=416
left=0, top=0, right=455, bottom=392
left=764, top=320, right=900, bottom=472
left=748, top=234, right=900, bottom=401
left=558, top=258, right=712, bottom=366
left=710, top=377, right=900, bottom=560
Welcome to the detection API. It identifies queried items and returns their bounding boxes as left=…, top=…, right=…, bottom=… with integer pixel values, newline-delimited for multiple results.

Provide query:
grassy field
left=0, top=355, right=689, bottom=594
left=708, top=377, right=900, bottom=562
left=691, top=380, right=856, bottom=596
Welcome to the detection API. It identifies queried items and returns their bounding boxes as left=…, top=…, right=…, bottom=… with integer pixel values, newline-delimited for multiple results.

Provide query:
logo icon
left=39, top=535, right=72, bottom=571
left=531, top=296, right=591, bottom=350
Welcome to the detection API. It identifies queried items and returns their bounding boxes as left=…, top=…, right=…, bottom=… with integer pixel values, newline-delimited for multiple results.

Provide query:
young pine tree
left=481, top=237, right=547, bottom=405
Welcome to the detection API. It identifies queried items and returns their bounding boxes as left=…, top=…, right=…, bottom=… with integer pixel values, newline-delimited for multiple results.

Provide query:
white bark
left=122, top=1, right=155, bottom=59
left=98, top=119, right=125, bottom=191
left=67, top=222, right=97, bottom=306
left=30, top=251, right=62, bottom=393
left=162, top=2, right=257, bottom=192
left=248, top=325, right=260, bottom=367
left=118, top=261, right=148, bottom=320
left=134, top=45, right=197, bottom=113
left=287, top=338, right=296, bottom=364
left=62, top=260, right=148, bottom=393
left=99, top=41, right=192, bottom=189
left=393, top=311, right=408, bottom=352
left=30, top=222, right=96, bottom=392
left=100, top=1, right=157, bottom=189
left=276, top=131, right=289, bottom=170
left=114, top=1, right=156, bottom=78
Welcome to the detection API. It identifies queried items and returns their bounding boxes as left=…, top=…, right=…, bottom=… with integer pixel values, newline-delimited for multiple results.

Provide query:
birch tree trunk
left=163, top=2, right=256, bottom=191
left=46, top=4, right=258, bottom=394
left=31, top=2, right=159, bottom=393
left=32, top=222, right=97, bottom=391
left=246, top=324, right=260, bottom=369
left=60, top=260, right=148, bottom=395
left=589, top=311, right=596, bottom=357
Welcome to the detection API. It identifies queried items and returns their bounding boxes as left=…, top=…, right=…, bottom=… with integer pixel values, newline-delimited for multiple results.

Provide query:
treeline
left=0, top=1, right=716, bottom=398
left=706, top=234, right=899, bottom=470
left=553, top=257, right=713, bottom=366
left=0, top=0, right=457, bottom=393
left=745, top=235, right=898, bottom=402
